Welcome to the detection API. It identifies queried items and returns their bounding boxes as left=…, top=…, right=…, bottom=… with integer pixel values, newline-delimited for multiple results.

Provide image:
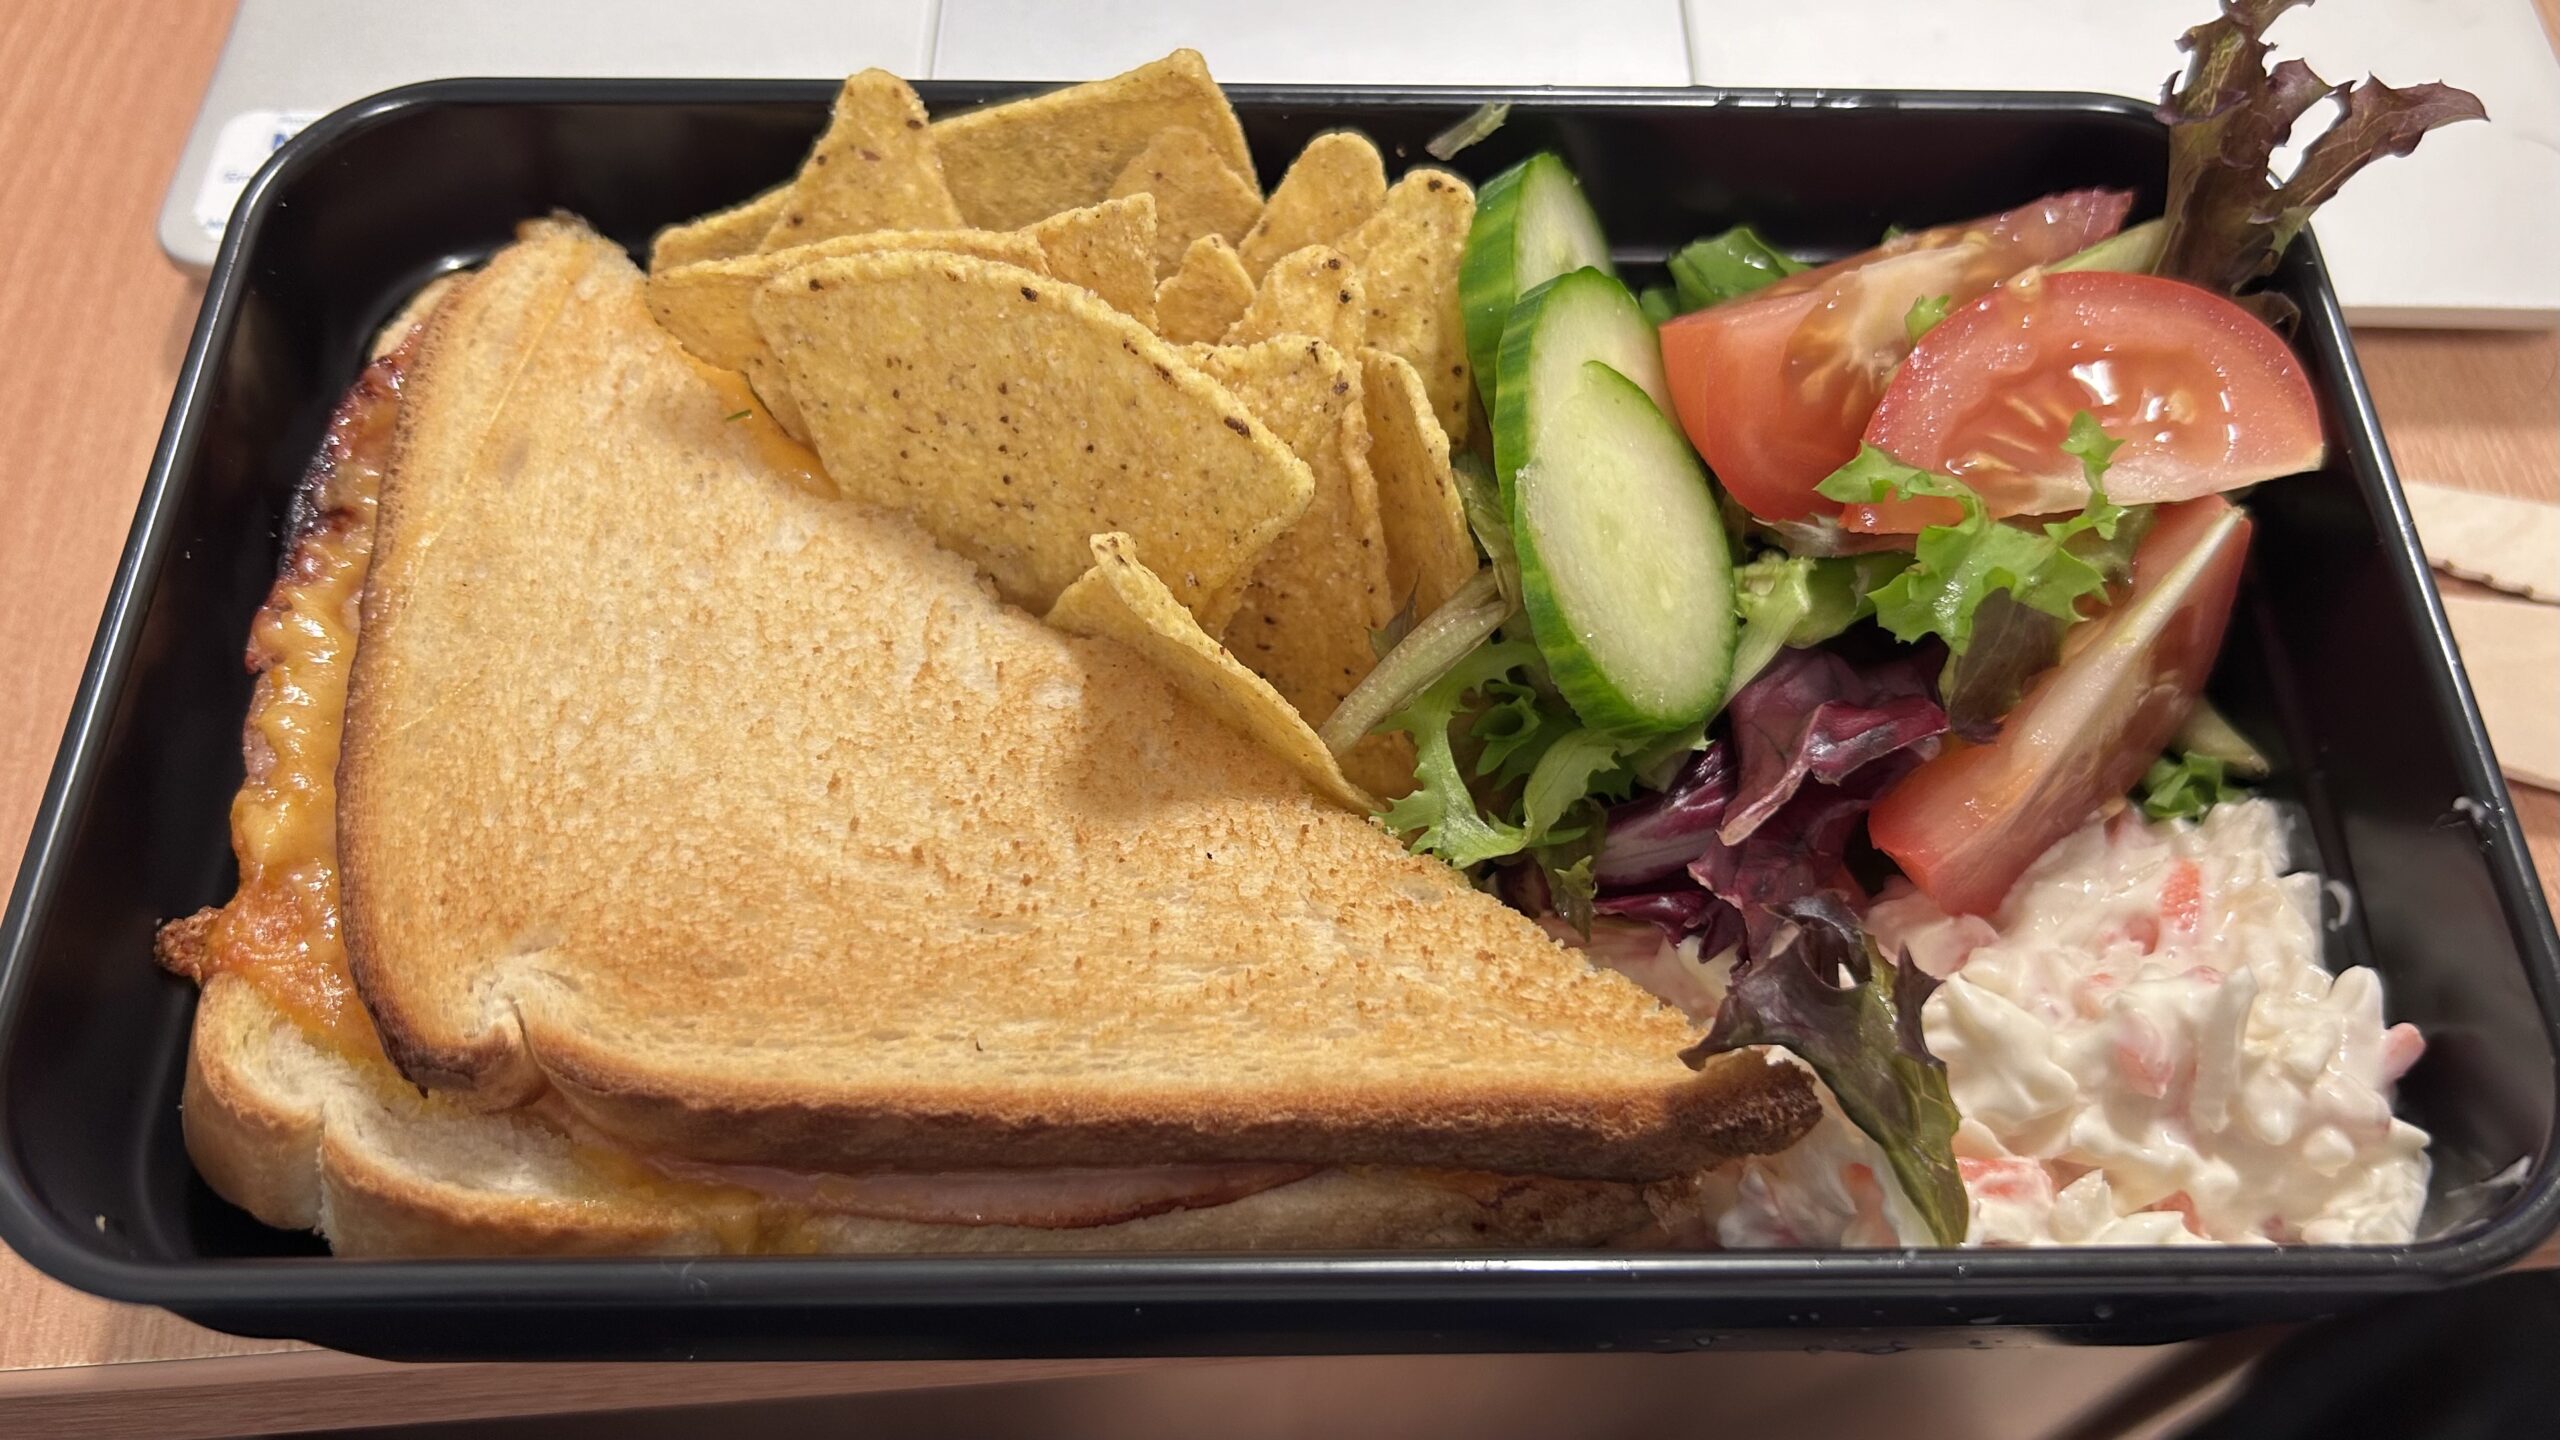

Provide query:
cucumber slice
left=1512, top=360, right=1736, bottom=735
left=1492, top=267, right=1673, bottom=495
left=1460, top=153, right=1613, bottom=411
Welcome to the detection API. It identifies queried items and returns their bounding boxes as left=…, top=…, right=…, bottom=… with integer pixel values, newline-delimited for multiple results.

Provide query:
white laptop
left=162, top=0, right=2560, bottom=326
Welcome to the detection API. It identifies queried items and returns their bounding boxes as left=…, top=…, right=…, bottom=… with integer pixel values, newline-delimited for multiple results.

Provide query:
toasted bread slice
left=184, top=975, right=1667, bottom=1254
left=335, top=220, right=1814, bottom=1183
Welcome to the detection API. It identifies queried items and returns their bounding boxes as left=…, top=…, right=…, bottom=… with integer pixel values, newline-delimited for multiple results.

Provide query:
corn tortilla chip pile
left=1049, top=534, right=1375, bottom=812
left=1109, top=126, right=1265, bottom=276
left=1225, top=245, right=1367, bottom=350
left=934, top=49, right=1253, bottom=231
left=648, top=227, right=1046, bottom=438
left=636, top=52, right=1487, bottom=813
left=1360, top=349, right=1476, bottom=622
left=1024, top=195, right=1162, bottom=328
left=755, top=250, right=1313, bottom=617
left=1155, top=236, right=1256, bottom=344
left=762, top=70, right=964, bottom=244
left=1187, top=338, right=1417, bottom=800
left=1237, top=132, right=1389, bottom=279
left=650, top=182, right=794, bottom=271
left=1339, top=171, right=1479, bottom=443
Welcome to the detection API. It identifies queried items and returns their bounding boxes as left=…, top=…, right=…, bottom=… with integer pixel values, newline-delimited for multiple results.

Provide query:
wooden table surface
left=0, top=2, right=2552, bottom=1434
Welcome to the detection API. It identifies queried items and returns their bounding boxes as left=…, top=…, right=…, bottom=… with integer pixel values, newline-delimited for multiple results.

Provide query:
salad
left=1337, top=0, right=2484, bottom=1246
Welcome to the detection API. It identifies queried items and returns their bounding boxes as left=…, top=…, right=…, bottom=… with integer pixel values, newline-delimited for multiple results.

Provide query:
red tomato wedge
left=1658, top=189, right=2131, bottom=522
left=1867, top=495, right=2252, bottom=916
left=1845, top=271, right=2325, bottom=533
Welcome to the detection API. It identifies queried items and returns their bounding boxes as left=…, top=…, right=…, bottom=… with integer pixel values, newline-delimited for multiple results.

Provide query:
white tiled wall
left=931, top=0, right=1694, bottom=85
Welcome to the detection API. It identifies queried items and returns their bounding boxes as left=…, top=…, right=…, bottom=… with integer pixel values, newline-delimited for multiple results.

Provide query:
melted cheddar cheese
left=155, top=332, right=842, bottom=1247
left=691, top=361, right=834, bottom=499
left=169, top=354, right=403, bottom=1058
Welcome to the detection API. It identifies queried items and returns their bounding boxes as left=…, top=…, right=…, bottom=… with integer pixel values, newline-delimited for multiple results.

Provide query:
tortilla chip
left=1107, top=126, right=1265, bottom=277
left=761, top=71, right=964, bottom=247
left=1359, top=348, right=1478, bottom=622
left=1048, top=533, right=1376, bottom=812
left=649, top=229, right=1049, bottom=437
left=1236, top=132, right=1387, bottom=279
left=754, top=250, right=1312, bottom=616
left=1154, top=236, right=1256, bottom=345
left=1188, top=340, right=1386, bottom=703
left=649, top=182, right=793, bottom=273
left=1223, top=245, right=1367, bottom=350
left=933, top=50, right=1255, bottom=232
left=1338, top=169, right=1478, bottom=445
left=1024, top=195, right=1160, bottom=327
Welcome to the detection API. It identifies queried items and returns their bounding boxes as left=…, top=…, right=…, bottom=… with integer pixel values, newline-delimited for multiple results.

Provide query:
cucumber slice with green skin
left=1512, top=360, right=1737, bottom=735
left=1460, top=153, right=1614, bottom=412
left=1492, top=267, right=1673, bottom=496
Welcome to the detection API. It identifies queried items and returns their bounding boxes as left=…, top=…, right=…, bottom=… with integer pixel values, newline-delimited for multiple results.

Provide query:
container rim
left=5, top=74, right=2557, bottom=1323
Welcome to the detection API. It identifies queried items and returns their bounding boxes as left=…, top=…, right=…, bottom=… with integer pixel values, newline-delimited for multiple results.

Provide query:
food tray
left=3, top=78, right=2556, bottom=1360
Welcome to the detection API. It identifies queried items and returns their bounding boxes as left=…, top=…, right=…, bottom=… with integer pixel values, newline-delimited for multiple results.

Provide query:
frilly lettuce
left=1683, top=892, right=1968, bottom=1245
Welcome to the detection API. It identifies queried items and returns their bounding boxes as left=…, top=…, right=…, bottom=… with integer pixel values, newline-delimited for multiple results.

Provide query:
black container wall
left=2, top=79, right=2556, bottom=1361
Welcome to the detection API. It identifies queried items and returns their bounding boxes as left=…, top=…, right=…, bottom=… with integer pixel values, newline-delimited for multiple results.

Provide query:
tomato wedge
left=1867, top=496, right=2252, bottom=916
left=1845, top=271, right=2324, bottom=533
left=1658, top=190, right=2131, bottom=522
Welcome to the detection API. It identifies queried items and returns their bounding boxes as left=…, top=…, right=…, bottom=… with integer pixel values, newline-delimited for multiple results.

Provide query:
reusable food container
left=3, top=78, right=2555, bottom=1360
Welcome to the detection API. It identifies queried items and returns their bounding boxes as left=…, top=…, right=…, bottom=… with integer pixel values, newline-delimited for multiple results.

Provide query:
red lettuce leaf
left=1719, top=646, right=1949, bottom=843
left=1592, top=887, right=1748, bottom=960
left=1937, top=590, right=2063, bottom=742
left=1591, top=744, right=1735, bottom=888
left=1682, top=892, right=1968, bottom=1245
left=2155, top=0, right=2486, bottom=298
left=1689, top=748, right=1923, bottom=938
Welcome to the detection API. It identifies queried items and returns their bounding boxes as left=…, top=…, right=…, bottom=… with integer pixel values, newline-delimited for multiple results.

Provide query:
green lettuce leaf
left=1816, top=413, right=2143, bottom=726
left=1902, top=292, right=1953, bottom=344
left=1730, top=551, right=1906, bottom=690
left=1683, top=892, right=1968, bottom=1245
left=2155, top=0, right=2485, bottom=300
left=2140, top=749, right=2251, bottom=821
left=1521, top=728, right=1635, bottom=841
left=1378, top=640, right=1540, bottom=866
left=1660, top=225, right=1809, bottom=316
left=1379, top=643, right=1635, bottom=869
left=1539, top=843, right=1600, bottom=937
left=1369, top=591, right=1419, bottom=660
left=1470, top=676, right=1573, bottom=786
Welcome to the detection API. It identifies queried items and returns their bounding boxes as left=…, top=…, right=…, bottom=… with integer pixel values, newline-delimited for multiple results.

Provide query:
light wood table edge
left=0, top=1349, right=1229, bottom=1440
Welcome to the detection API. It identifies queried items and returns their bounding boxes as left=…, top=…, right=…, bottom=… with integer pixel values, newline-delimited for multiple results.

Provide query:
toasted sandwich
left=156, top=220, right=1815, bottom=1255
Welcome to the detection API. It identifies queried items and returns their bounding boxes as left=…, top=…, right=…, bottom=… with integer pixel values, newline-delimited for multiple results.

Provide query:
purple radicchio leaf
left=1590, top=743, right=1735, bottom=888
left=1717, top=646, right=1949, bottom=845
left=1592, top=886, right=1748, bottom=960
left=1682, top=891, right=1967, bottom=1245
left=1688, top=748, right=1927, bottom=949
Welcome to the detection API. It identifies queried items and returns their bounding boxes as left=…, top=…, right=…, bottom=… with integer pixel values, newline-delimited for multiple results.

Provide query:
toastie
left=157, top=220, right=1815, bottom=1255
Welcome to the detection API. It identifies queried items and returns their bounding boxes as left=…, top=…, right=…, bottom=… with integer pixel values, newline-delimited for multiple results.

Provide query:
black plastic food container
left=3, top=78, right=2556, bottom=1361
